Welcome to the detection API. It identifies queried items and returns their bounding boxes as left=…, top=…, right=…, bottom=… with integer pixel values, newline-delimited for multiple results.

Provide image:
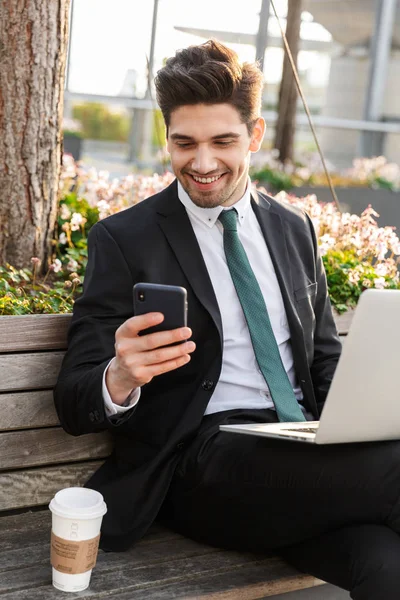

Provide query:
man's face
left=166, top=103, right=265, bottom=209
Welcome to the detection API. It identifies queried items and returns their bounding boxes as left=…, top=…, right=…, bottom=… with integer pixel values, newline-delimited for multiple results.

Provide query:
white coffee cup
left=49, top=487, right=107, bottom=592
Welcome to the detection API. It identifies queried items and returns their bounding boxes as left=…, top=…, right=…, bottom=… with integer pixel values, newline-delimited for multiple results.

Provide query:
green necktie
left=218, top=209, right=306, bottom=423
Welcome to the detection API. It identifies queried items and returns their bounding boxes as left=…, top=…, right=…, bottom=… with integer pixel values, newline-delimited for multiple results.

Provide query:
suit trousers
left=159, top=408, right=400, bottom=600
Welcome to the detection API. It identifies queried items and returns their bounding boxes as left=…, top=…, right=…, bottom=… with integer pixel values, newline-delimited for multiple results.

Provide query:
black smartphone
left=133, top=283, right=188, bottom=343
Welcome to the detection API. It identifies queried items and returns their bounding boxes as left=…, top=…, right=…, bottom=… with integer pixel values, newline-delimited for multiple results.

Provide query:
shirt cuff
left=102, top=358, right=141, bottom=416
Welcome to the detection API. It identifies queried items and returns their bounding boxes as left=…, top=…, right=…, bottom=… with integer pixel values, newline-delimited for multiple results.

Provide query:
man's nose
left=191, top=147, right=218, bottom=174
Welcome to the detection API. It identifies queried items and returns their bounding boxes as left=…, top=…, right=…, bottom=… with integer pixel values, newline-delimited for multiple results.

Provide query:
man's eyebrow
left=170, top=132, right=241, bottom=141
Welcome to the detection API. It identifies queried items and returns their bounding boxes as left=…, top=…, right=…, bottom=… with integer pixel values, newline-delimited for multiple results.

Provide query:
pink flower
left=51, top=259, right=62, bottom=273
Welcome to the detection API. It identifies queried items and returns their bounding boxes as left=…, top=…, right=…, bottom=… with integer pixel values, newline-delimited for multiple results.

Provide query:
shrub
left=72, top=103, right=131, bottom=142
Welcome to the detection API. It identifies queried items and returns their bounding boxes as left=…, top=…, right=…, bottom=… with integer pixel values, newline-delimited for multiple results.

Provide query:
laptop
left=220, top=289, right=400, bottom=444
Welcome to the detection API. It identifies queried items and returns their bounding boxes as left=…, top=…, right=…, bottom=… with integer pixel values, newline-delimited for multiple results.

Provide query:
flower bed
left=250, top=151, right=400, bottom=193
left=1, top=155, right=399, bottom=315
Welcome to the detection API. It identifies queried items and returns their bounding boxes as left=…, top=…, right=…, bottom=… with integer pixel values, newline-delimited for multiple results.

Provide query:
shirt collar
left=177, top=176, right=252, bottom=228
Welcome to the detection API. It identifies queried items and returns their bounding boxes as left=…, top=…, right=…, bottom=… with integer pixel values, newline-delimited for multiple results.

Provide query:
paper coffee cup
left=49, top=487, right=107, bottom=592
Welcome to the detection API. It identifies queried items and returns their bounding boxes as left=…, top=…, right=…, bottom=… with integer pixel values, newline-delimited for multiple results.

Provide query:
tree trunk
left=274, top=0, right=302, bottom=163
left=0, top=0, right=70, bottom=271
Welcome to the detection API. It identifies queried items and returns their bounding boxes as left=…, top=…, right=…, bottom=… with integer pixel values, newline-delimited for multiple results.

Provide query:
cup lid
left=49, top=487, right=107, bottom=520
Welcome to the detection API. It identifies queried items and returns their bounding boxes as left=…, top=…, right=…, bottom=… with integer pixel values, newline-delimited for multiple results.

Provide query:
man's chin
left=189, top=194, right=223, bottom=209
left=180, top=176, right=234, bottom=208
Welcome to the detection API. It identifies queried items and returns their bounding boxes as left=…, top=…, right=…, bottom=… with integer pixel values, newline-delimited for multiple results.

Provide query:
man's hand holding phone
left=105, top=313, right=196, bottom=406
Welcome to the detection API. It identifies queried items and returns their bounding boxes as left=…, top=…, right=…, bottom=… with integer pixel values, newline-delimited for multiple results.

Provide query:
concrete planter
left=291, top=187, right=400, bottom=234
left=63, top=133, right=82, bottom=161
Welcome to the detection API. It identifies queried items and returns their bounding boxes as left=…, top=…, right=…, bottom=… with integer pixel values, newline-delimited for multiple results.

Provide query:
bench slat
left=105, top=568, right=324, bottom=600
left=0, top=460, right=105, bottom=511
left=0, top=339, right=347, bottom=395
left=0, top=557, right=323, bottom=599
left=0, top=352, right=65, bottom=392
left=0, top=427, right=112, bottom=471
left=0, top=511, right=217, bottom=575
left=0, top=510, right=174, bottom=548
left=0, top=313, right=348, bottom=355
left=0, top=314, right=70, bottom=352
left=0, top=390, right=59, bottom=431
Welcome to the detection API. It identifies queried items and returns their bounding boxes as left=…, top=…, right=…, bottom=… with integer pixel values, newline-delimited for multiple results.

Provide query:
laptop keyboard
left=282, top=426, right=319, bottom=434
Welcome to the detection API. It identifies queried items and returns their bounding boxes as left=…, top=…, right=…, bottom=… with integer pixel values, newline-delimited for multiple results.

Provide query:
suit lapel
left=250, top=190, right=303, bottom=335
left=251, top=190, right=311, bottom=399
left=155, top=182, right=223, bottom=344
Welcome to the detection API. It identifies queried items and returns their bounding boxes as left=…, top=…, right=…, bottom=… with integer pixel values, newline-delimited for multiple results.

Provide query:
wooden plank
left=0, top=460, right=106, bottom=511
left=0, top=352, right=65, bottom=392
left=0, top=544, right=318, bottom=598
left=0, top=510, right=176, bottom=551
left=0, top=427, right=112, bottom=471
left=333, top=310, right=353, bottom=336
left=0, top=312, right=348, bottom=356
left=0, top=390, right=59, bottom=431
left=0, top=516, right=218, bottom=575
left=106, top=568, right=325, bottom=600
left=0, top=314, right=71, bottom=352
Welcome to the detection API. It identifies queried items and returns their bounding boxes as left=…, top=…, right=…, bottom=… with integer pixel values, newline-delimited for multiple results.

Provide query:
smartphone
left=133, top=283, right=188, bottom=343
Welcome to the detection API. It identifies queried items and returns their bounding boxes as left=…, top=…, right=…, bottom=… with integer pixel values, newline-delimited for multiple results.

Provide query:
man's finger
left=119, top=312, right=164, bottom=337
left=141, top=326, right=192, bottom=351
left=145, top=354, right=192, bottom=378
left=140, top=341, right=196, bottom=366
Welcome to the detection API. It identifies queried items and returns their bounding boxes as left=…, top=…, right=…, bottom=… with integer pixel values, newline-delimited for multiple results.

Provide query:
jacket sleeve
left=305, top=212, right=343, bottom=416
left=53, top=221, right=138, bottom=436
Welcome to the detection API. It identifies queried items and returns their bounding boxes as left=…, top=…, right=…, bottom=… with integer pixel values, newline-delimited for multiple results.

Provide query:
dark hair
left=154, top=39, right=263, bottom=136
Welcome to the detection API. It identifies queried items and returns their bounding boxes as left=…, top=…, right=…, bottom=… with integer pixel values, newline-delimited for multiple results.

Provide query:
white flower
left=373, top=277, right=387, bottom=289
left=66, top=259, right=79, bottom=272
left=348, top=270, right=361, bottom=285
left=70, top=212, right=87, bottom=231
left=97, top=200, right=111, bottom=220
left=60, top=204, right=71, bottom=220
left=375, top=263, right=388, bottom=277
left=52, top=259, right=62, bottom=273
left=58, top=232, right=67, bottom=245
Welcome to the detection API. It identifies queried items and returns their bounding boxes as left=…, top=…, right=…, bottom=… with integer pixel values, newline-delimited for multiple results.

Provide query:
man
left=54, top=41, right=400, bottom=599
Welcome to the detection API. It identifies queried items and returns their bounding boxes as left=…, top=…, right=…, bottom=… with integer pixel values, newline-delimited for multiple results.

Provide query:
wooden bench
left=0, top=313, right=349, bottom=599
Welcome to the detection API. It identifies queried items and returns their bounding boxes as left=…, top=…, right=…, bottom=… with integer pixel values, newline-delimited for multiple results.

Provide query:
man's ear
left=249, top=117, right=266, bottom=152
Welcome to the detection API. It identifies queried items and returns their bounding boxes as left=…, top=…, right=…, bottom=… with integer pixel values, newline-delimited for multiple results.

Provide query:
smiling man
left=55, top=40, right=400, bottom=600
left=167, top=103, right=264, bottom=208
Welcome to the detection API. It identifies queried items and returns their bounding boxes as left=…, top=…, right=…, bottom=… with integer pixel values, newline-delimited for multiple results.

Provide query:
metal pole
left=255, top=0, right=270, bottom=72
left=360, top=0, right=397, bottom=156
left=64, top=0, right=75, bottom=119
left=146, top=0, right=159, bottom=99
left=65, top=0, right=74, bottom=92
left=129, top=0, right=160, bottom=163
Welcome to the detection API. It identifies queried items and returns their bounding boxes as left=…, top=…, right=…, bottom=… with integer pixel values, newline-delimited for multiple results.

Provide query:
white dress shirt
left=103, top=177, right=304, bottom=417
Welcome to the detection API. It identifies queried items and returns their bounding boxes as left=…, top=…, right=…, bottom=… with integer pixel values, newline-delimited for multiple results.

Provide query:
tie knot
left=218, top=209, right=238, bottom=231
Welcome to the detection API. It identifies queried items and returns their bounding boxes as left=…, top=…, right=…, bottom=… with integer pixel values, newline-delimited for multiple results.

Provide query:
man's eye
left=177, top=143, right=193, bottom=148
left=215, top=141, right=233, bottom=146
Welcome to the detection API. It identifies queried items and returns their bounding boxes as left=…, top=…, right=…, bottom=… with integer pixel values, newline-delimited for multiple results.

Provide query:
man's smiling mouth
left=188, top=173, right=227, bottom=185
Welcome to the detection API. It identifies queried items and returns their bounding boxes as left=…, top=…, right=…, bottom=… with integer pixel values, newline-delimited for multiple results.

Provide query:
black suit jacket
left=54, top=179, right=342, bottom=551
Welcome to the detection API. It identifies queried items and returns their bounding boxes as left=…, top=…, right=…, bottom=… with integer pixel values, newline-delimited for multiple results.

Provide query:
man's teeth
left=192, top=174, right=223, bottom=184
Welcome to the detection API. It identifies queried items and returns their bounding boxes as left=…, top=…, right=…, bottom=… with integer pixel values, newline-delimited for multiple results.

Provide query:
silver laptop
left=220, top=289, right=400, bottom=444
